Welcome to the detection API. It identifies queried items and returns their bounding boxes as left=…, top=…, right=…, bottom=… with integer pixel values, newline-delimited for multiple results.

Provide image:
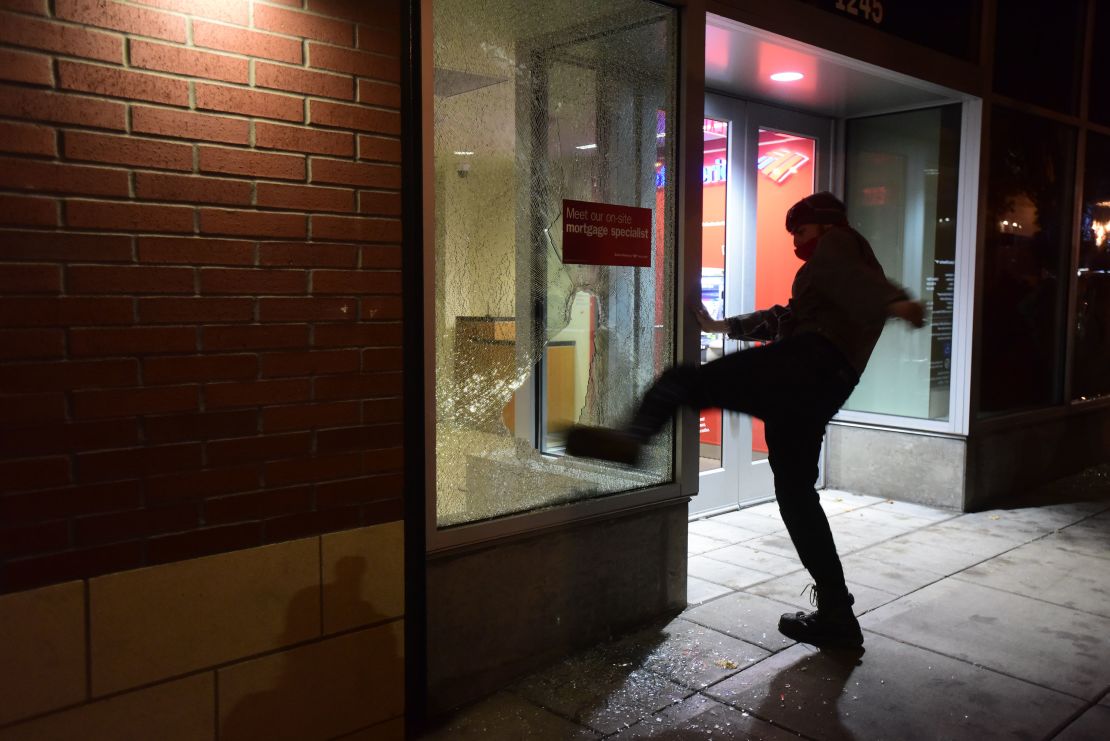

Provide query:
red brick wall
left=0, top=0, right=405, bottom=593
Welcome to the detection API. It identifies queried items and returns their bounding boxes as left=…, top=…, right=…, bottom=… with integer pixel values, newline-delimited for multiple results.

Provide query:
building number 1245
left=835, top=0, right=884, bottom=25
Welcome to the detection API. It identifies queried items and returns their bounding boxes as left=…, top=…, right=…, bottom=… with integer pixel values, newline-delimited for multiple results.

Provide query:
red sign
left=699, top=409, right=722, bottom=446
left=562, top=199, right=653, bottom=267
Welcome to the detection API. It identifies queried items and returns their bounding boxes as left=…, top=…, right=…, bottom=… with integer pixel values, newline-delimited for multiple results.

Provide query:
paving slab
left=1041, top=519, right=1110, bottom=561
left=687, top=556, right=776, bottom=591
left=731, top=516, right=900, bottom=559
left=694, top=543, right=802, bottom=577
left=422, top=691, right=599, bottom=739
left=828, top=504, right=942, bottom=534
left=688, top=519, right=764, bottom=545
left=513, top=645, right=692, bottom=736
left=709, top=509, right=786, bottom=535
left=687, top=533, right=728, bottom=556
left=867, top=499, right=959, bottom=522
left=901, top=520, right=1029, bottom=553
left=704, top=633, right=1085, bottom=741
left=860, top=579, right=1110, bottom=700
left=1053, top=704, right=1110, bottom=741
left=838, top=551, right=947, bottom=597
left=611, top=692, right=800, bottom=739
left=1039, top=499, right=1110, bottom=519
left=737, top=501, right=785, bottom=521
left=939, top=508, right=1075, bottom=542
left=744, top=571, right=896, bottom=615
left=606, top=618, right=771, bottom=692
left=953, top=539, right=1110, bottom=618
left=686, top=576, right=733, bottom=606
left=741, top=532, right=806, bottom=560
left=818, top=490, right=887, bottom=516
left=826, top=514, right=907, bottom=548
left=981, top=502, right=1102, bottom=530
left=682, top=591, right=798, bottom=652
left=851, top=530, right=1014, bottom=576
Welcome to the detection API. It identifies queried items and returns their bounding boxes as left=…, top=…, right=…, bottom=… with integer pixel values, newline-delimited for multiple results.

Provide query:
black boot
left=777, top=584, right=864, bottom=649
left=564, top=425, right=642, bottom=466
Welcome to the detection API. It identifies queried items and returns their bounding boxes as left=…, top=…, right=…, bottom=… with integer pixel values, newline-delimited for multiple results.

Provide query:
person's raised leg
left=626, top=343, right=782, bottom=440
left=565, top=344, right=779, bottom=464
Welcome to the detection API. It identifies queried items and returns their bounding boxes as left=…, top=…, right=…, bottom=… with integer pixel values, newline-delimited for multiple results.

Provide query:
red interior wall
left=699, top=130, right=727, bottom=446
left=751, top=130, right=815, bottom=454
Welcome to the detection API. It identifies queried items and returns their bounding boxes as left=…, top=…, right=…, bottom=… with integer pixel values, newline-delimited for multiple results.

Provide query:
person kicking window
left=566, top=192, right=925, bottom=649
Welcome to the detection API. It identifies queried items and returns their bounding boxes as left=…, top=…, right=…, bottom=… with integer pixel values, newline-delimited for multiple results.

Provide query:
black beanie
left=784, top=191, right=847, bottom=233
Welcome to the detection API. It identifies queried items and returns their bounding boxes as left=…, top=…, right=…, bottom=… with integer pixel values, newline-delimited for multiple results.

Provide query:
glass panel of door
left=691, top=95, right=830, bottom=518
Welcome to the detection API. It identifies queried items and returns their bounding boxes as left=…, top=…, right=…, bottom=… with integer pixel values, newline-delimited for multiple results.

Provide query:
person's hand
left=889, top=300, right=926, bottom=328
left=691, top=300, right=728, bottom=333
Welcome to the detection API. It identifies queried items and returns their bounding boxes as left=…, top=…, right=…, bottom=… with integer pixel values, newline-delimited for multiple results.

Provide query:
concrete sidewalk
left=423, top=475, right=1110, bottom=740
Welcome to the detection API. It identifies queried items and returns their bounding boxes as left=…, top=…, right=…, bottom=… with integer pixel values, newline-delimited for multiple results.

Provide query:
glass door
left=693, top=97, right=743, bottom=515
left=690, top=96, right=831, bottom=518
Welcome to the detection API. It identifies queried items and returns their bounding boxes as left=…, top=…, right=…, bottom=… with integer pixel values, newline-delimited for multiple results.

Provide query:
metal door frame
left=690, top=94, right=833, bottom=518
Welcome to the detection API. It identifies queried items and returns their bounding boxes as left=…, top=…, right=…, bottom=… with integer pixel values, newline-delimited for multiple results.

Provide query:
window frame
left=830, top=99, right=982, bottom=437
left=420, top=0, right=704, bottom=554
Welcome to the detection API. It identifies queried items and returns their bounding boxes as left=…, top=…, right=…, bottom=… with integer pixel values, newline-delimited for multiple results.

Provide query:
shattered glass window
left=432, top=0, right=679, bottom=527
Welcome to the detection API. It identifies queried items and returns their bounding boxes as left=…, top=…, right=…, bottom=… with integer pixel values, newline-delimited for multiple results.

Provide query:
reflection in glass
left=699, top=118, right=728, bottom=472
left=842, top=105, right=961, bottom=420
left=433, top=0, right=678, bottom=527
left=1090, top=3, right=1110, bottom=127
left=753, top=128, right=815, bottom=451
left=1073, top=132, right=1110, bottom=400
left=992, top=0, right=1084, bottom=115
left=979, top=106, right=1075, bottom=415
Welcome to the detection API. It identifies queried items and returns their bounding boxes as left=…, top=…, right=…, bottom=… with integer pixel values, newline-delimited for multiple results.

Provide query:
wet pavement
left=422, top=476, right=1110, bottom=740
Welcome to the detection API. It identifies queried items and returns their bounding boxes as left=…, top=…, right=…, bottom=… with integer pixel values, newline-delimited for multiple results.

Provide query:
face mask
left=794, top=235, right=820, bottom=262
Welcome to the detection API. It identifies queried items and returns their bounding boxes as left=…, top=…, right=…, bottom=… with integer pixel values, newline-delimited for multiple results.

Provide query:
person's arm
left=691, top=301, right=791, bottom=340
left=726, top=304, right=791, bottom=341
left=808, top=231, right=921, bottom=327
left=888, top=299, right=926, bottom=327
left=691, top=302, right=728, bottom=334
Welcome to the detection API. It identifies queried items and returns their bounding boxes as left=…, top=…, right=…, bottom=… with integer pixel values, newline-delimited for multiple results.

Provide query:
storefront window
left=699, top=118, right=729, bottom=471
left=993, top=0, right=1085, bottom=115
left=841, top=105, right=961, bottom=420
left=1073, top=132, right=1110, bottom=401
left=979, top=106, right=1075, bottom=416
left=432, top=0, right=678, bottom=527
left=1090, top=2, right=1110, bottom=127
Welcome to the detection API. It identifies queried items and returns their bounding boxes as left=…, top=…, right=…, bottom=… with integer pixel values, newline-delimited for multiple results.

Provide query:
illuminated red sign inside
left=862, top=186, right=888, bottom=205
left=757, top=148, right=811, bottom=184
left=562, top=199, right=653, bottom=268
left=699, top=410, right=721, bottom=445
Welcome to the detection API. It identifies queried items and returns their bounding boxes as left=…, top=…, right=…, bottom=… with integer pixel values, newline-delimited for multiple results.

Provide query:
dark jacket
left=725, top=225, right=908, bottom=375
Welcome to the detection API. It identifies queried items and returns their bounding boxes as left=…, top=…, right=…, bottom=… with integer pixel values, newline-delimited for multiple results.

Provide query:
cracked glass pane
left=432, top=0, right=678, bottom=527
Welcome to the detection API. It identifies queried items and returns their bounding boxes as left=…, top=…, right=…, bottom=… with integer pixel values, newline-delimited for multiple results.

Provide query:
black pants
left=627, top=332, right=859, bottom=604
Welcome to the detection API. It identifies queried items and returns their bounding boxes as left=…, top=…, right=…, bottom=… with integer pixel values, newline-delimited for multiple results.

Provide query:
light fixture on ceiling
left=454, top=150, right=474, bottom=156
left=575, top=143, right=598, bottom=150
left=770, top=71, right=804, bottom=82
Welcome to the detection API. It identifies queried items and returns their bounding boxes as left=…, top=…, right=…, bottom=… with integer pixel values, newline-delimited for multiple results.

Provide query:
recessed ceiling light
left=575, top=143, right=598, bottom=150
left=454, top=150, right=474, bottom=156
left=770, top=71, right=804, bottom=82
